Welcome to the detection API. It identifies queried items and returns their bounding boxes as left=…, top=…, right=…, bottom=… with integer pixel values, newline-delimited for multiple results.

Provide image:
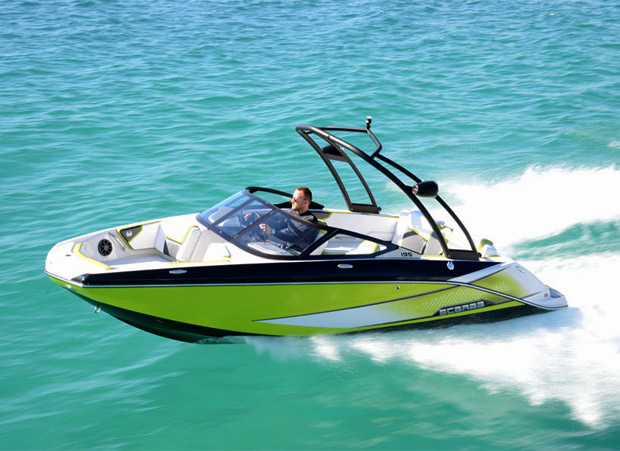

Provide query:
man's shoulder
left=300, top=210, right=318, bottom=223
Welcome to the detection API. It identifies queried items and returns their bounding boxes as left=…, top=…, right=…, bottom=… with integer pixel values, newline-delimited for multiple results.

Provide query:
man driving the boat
left=259, top=187, right=318, bottom=252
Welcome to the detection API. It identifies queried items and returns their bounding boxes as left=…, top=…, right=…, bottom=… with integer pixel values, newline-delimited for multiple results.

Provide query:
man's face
left=291, top=190, right=309, bottom=213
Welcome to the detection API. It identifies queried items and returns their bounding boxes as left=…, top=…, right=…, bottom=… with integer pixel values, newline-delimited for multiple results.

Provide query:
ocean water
left=2, top=0, right=620, bottom=448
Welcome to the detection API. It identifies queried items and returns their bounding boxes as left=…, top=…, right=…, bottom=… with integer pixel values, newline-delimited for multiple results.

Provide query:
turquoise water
left=2, top=0, right=620, bottom=448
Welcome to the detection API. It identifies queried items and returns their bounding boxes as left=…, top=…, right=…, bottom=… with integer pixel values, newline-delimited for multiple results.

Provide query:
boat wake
left=247, top=253, right=620, bottom=430
left=346, top=254, right=620, bottom=429
left=445, top=165, right=620, bottom=249
left=246, top=166, right=620, bottom=429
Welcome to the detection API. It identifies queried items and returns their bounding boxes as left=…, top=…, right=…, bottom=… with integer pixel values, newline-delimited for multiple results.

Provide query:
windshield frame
left=197, top=189, right=396, bottom=260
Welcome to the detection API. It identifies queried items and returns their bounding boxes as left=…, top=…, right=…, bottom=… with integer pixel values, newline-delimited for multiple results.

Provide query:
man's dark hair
left=296, top=187, right=312, bottom=202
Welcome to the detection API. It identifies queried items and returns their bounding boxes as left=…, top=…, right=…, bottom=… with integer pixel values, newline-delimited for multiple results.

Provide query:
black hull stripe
left=75, top=259, right=498, bottom=286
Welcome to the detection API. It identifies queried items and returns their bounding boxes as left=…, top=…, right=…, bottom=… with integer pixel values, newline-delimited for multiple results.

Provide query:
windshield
left=197, top=190, right=322, bottom=257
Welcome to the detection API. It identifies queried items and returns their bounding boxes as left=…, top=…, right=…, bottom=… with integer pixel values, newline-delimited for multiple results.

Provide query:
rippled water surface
left=2, top=0, right=620, bottom=449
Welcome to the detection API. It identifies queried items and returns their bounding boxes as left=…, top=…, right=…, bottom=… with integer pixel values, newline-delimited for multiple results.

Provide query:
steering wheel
left=241, top=212, right=269, bottom=241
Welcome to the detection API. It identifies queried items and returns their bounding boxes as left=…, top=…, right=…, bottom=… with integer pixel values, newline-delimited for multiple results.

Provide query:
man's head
left=291, top=187, right=312, bottom=214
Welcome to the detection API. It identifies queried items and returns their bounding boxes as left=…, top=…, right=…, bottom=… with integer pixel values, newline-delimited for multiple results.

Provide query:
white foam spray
left=342, top=253, right=620, bottom=429
left=246, top=166, right=620, bottom=428
left=444, top=165, right=620, bottom=249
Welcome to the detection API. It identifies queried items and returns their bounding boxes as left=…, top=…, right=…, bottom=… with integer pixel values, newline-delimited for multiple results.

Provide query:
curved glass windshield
left=199, top=192, right=250, bottom=225
left=197, top=191, right=323, bottom=257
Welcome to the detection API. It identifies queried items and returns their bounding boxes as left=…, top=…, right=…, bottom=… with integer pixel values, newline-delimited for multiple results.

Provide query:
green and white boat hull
left=45, top=120, right=567, bottom=343
left=46, top=244, right=565, bottom=342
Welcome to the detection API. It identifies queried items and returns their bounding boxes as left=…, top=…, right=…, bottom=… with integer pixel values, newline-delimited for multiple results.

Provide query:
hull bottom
left=75, top=293, right=547, bottom=344
left=76, top=293, right=253, bottom=343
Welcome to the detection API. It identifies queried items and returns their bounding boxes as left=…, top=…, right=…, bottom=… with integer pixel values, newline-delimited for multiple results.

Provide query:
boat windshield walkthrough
left=45, top=118, right=567, bottom=342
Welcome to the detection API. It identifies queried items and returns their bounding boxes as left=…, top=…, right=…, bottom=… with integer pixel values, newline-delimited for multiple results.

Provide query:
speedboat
left=45, top=118, right=567, bottom=342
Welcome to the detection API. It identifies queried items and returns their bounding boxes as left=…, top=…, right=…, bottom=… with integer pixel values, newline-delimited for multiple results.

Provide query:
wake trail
left=247, top=166, right=620, bottom=428
left=444, top=165, right=620, bottom=249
